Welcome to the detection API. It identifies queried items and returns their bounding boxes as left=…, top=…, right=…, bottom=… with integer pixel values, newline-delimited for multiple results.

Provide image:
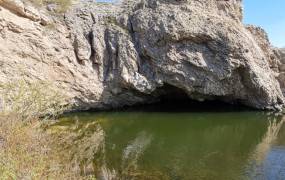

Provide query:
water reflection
left=122, top=131, right=152, bottom=175
left=252, top=117, right=284, bottom=163
left=246, top=116, right=285, bottom=180
left=52, top=112, right=285, bottom=180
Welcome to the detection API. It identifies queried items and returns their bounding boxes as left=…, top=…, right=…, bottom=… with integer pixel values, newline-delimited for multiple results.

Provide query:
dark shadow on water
left=123, top=83, right=256, bottom=113
left=119, top=99, right=255, bottom=113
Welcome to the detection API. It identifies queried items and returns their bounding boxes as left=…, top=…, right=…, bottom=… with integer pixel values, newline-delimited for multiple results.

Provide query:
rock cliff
left=0, top=0, right=284, bottom=110
left=277, top=48, right=285, bottom=93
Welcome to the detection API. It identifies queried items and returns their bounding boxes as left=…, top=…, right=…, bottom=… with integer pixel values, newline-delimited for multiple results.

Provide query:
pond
left=53, top=109, right=285, bottom=180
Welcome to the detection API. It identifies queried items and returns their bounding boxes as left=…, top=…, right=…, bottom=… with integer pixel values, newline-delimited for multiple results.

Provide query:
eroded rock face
left=246, top=25, right=280, bottom=71
left=278, top=48, right=285, bottom=66
left=277, top=48, right=285, bottom=93
left=0, top=0, right=284, bottom=110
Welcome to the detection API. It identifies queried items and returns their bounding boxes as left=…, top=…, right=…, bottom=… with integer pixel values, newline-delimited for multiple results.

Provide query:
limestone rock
left=0, top=0, right=51, bottom=25
left=246, top=25, right=280, bottom=71
left=279, top=48, right=285, bottom=64
left=277, top=48, right=285, bottom=94
left=0, top=0, right=284, bottom=110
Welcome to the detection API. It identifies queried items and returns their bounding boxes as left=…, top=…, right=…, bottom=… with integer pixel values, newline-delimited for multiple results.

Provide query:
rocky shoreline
left=0, top=0, right=284, bottom=110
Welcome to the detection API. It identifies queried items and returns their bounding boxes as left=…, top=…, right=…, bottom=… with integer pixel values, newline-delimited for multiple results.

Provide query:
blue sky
left=96, top=0, right=285, bottom=47
left=244, top=0, right=285, bottom=47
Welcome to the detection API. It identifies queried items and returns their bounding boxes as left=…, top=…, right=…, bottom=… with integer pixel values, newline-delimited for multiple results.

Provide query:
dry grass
left=0, top=80, right=96, bottom=179
left=0, top=80, right=67, bottom=120
left=29, top=0, right=73, bottom=13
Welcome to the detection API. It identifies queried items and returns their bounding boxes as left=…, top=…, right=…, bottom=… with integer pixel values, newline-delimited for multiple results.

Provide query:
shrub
left=0, top=80, right=68, bottom=121
left=0, top=80, right=92, bottom=179
left=29, top=0, right=72, bottom=13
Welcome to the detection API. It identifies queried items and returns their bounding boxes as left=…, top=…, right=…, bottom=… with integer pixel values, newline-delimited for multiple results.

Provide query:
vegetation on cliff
left=30, top=0, right=72, bottom=12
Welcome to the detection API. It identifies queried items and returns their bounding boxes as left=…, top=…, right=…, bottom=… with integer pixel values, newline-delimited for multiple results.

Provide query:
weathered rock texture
left=0, top=0, right=284, bottom=110
left=277, top=48, right=285, bottom=93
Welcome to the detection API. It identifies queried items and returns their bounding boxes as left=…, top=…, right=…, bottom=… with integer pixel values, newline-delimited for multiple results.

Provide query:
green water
left=55, top=111, right=285, bottom=180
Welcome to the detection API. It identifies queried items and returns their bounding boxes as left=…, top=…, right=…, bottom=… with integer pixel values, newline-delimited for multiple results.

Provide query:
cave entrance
left=126, top=84, right=250, bottom=112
